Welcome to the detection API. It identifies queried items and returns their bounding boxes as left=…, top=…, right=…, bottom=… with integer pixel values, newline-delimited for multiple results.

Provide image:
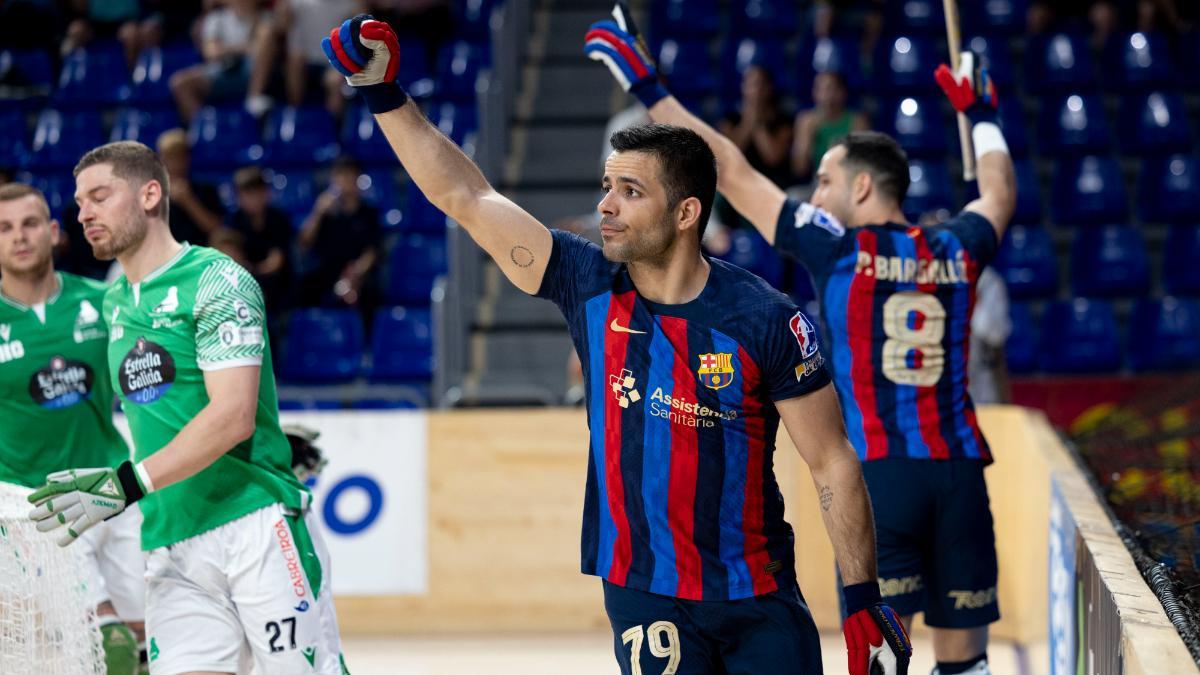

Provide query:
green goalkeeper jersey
left=0, top=272, right=129, bottom=488
left=104, top=244, right=305, bottom=550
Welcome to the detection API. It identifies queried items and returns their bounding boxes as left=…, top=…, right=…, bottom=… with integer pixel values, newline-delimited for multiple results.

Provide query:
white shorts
left=144, top=503, right=345, bottom=675
left=77, top=504, right=146, bottom=622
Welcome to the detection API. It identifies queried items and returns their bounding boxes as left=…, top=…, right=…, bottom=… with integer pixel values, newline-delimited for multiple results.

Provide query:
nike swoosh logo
left=609, top=319, right=646, bottom=335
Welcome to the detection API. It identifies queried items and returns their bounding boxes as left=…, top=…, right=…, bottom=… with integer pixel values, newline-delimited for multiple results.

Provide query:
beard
left=600, top=214, right=675, bottom=264
left=90, top=212, right=148, bottom=261
left=1, top=247, right=53, bottom=280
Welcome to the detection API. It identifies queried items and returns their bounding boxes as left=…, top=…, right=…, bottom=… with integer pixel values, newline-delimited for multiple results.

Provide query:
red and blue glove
left=934, top=51, right=998, bottom=126
left=584, top=1, right=668, bottom=108
left=321, top=13, right=408, bottom=114
left=843, top=582, right=912, bottom=675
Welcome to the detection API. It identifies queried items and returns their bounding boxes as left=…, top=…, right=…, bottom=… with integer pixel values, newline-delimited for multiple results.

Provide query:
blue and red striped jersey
left=774, top=199, right=999, bottom=463
left=536, top=231, right=830, bottom=601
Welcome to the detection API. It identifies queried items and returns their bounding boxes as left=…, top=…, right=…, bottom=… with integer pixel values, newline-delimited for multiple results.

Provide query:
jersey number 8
left=881, top=291, right=946, bottom=387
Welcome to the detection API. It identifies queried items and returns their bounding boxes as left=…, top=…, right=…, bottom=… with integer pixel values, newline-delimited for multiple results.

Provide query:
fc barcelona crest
left=697, top=353, right=735, bottom=390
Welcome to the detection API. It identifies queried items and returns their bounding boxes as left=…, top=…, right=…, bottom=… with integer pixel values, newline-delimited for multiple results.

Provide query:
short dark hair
left=73, top=141, right=170, bottom=218
left=331, top=156, right=361, bottom=174
left=834, top=131, right=910, bottom=205
left=609, top=123, right=717, bottom=240
left=233, top=165, right=268, bottom=190
left=0, top=183, right=50, bottom=219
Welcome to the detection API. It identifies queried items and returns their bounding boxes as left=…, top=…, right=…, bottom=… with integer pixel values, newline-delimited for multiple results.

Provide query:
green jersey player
left=27, top=142, right=347, bottom=675
left=0, top=182, right=144, bottom=674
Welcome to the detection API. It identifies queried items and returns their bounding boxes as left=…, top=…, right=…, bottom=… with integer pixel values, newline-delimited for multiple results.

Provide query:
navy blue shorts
left=862, top=458, right=1000, bottom=628
left=602, top=581, right=822, bottom=675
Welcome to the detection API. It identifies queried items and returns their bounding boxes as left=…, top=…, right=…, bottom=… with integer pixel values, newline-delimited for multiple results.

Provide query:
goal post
left=0, top=481, right=106, bottom=674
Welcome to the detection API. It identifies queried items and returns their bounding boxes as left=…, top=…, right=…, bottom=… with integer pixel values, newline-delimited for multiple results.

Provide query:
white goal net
left=0, top=481, right=105, bottom=674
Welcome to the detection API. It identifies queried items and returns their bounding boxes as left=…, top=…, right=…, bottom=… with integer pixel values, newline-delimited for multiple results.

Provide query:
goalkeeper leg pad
left=99, top=617, right=140, bottom=675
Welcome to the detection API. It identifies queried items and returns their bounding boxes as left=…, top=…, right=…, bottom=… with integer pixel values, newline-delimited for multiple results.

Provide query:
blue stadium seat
left=1070, top=224, right=1150, bottom=297
left=730, top=0, right=799, bottom=38
left=433, top=102, right=479, bottom=147
left=404, top=182, right=447, bottom=232
left=29, top=109, right=105, bottom=171
left=1005, top=301, right=1038, bottom=373
left=453, top=0, right=501, bottom=43
left=1024, top=33, right=1095, bottom=94
left=657, top=39, right=715, bottom=99
left=109, top=107, right=180, bottom=145
left=716, top=228, right=783, bottom=289
left=1106, top=32, right=1175, bottom=93
left=0, top=48, right=54, bottom=88
left=1119, top=92, right=1191, bottom=156
left=903, top=159, right=953, bottom=220
left=26, top=173, right=75, bottom=220
left=397, top=39, right=433, bottom=93
left=874, top=35, right=940, bottom=94
left=806, top=37, right=863, bottom=92
left=1040, top=298, right=1121, bottom=373
left=368, top=306, right=434, bottom=381
left=188, top=105, right=263, bottom=170
left=268, top=171, right=317, bottom=226
left=885, top=0, right=944, bottom=33
left=652, top=0, right=719, bottom=41
left=277, top=399, right=344, bottom=411
left=355, top=397, right=424, bottom=410
left=263, top=106, right=339, bottom=168
left=993, top=224, right=1057, bottom=299
left=384, top=232, right=448, bottom=305
left=1037, top=94, right=1110, bottom=156
left=962, top=0, right=1026, bottom=36
left=1051, top=155, right=1128, bottom=225
left=359, top=170, right=402, bottom=229
left=435, top=40, right=489, bottom=102
left=878, top=97, right=946, bottom=157
left=341, top=104, right=397, bottom=167
left=125, top=43, right=201, bottom=107
left=1163, top=225, right=1200, bottom=296
left=1138, top=154, right=1200, bottom=224
left=0, top=107, right=28, bottom=169
left=966, top=35, right=1014, bottom=87
left=1011, top=159, right=1042, bottom=222
left=720, top=36, right=792, bottom=104
left=53, top=42, right=129, bottom=108
left=1128, top=297, right=1200, bottom=371
left=281, top=308, right=364, bottom=383
left=995, top=103, right=1029, bottom=157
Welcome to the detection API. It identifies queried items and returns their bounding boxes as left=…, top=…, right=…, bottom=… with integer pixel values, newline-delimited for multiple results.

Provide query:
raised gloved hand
left=843, top=582, right=912, bottom=675
left=584, top=1, right=668, bottom=108
left=27, top=461, right=150, bottom=547
left=934, top=51, right=998, bottom=125
left=321, top=14, right=409, bottom=114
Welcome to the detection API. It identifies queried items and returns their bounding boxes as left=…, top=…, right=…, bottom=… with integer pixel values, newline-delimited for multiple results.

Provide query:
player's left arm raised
left=936, top=52, right=1016, bottom=240
left=28, top=262, right=268, bottom=545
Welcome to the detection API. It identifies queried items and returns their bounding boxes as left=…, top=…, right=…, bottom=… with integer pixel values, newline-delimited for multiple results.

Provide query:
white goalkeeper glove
left=27, top=461, right=151, bottom=546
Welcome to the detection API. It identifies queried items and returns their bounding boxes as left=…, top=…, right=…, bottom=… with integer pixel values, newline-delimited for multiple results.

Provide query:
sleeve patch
left=793, top=202, right=845, bottom=236
left=789, top=311, right=820, bottom=358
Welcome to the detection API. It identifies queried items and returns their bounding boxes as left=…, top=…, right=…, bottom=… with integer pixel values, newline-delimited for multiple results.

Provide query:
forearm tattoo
left=510, top=245, right=534, bottom=268
left=819, top=484, right=834, bottom=512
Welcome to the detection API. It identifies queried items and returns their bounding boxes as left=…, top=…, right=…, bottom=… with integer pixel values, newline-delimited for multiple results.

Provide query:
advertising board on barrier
left=116, top=410, right=428, bottom=595
left=1049, top=481, right=1077, bottom=675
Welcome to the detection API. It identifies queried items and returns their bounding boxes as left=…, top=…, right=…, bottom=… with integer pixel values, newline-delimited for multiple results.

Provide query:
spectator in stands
left=208, top=226, right=250, bottom=268
left=1028, top=0, right=1122, bottom=47
left=244, top=0, right=362, bottom=117
left=169, top=0, right=271, bottom=123
left=125, top=0, right=207, bottom=58
left=813, top=0, right=884, bottom=56
left=298, top=157, right=380, bottom=311
left=60, top=0, right=142, bottom=67
left=791, top=72, right=868, bottom=184
left=156, top=128, right=223, bottom=245
left=719, top=65, right=793, bottom=188
left=227, top=166, right=293, bottom=318
left=968, top=268, right=1012, bottom=405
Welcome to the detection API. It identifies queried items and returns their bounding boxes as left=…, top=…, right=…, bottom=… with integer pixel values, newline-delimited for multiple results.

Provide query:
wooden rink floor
left=340, top=633, right=1049, bottom=674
